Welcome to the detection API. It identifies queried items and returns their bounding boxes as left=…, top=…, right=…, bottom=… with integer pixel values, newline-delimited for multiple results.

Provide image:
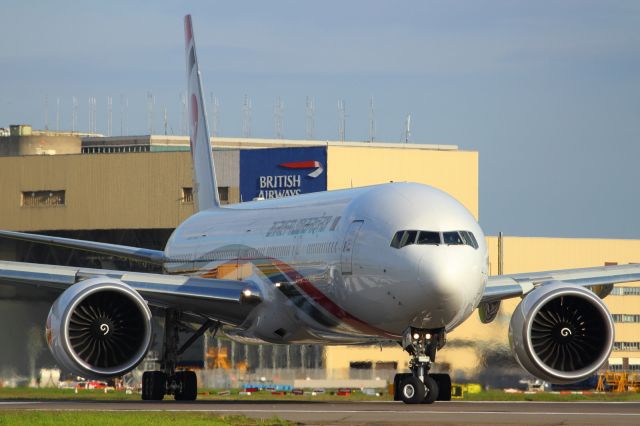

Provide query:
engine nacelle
left=509, top=282, right=614, bottom=384
left=46, top=277, right=152, bottom=379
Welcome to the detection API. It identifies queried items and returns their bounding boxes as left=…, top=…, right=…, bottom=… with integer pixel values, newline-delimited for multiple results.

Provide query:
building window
left=611, top=287, right=640, bottom=296
left=612, top=314, right=640, bottom=323
left=218, top=186, right=229, bottom=204
left=181, top=187, right=193, bottom=204
left=181, top=187, right=229, bottom=204
left=21, top=190, right=65, bottom=207
left=613, top=342, right=640, bottom=351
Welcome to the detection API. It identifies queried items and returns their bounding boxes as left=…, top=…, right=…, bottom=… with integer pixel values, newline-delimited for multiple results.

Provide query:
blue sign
left=240, top=147, right=327, bottom=202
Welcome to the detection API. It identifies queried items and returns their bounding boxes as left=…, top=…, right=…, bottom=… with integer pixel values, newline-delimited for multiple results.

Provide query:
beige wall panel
left=327, top=146, right=478, bottom=219
left=0, top=151, right=241, bottom=231
left=612, top=324, right=640, bottom=341
left=0, top=153, right=193, bottom=231
left=324, top=346, right=408, bottom=371
left=607, top=293, right=640, bottom=314
left=499, top=237, right=640, bottom=274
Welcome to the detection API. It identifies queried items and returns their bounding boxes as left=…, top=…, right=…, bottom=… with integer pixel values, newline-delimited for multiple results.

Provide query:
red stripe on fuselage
left=271, top=260, right=399, bottom=339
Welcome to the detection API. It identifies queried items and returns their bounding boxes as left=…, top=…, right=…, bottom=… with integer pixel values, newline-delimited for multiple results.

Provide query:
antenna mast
left=147, top=92, right=155, bottom=134
left=44, top=94, right=49, bottom=130
left=242, top=95, right=252, bottom=138
left=72, top=96, right=78, bottom=132
left=404, top=113, right=411, bottom=143
left=338, top=99, right=346, bottom=141
left=88, top=97, right=97, bottom=133
left=163, top=106, right=168, bottom=135
left=305, top=96, right=315, bottom=140
left=107, top=96, right=113, bottom=136
left=56, top=97, right=60, bottom=131
left=274, top=96, right=284, bottom=139
left=369, top=96, right=376, bottom=142
left=210, top=93, right=220, bottom=137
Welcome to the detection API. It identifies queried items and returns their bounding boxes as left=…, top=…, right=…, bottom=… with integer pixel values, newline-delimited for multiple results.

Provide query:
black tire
left=399, top=375, right=425, bottom=404
left=174, top=371, right=197, bottom=401
left=142, top=371, right=166, bottom=401
left=393, top=373, right=411, bottom=401
left=422, top=375, right=439, bottom=404
left=431, top=373, right=451, bottom=401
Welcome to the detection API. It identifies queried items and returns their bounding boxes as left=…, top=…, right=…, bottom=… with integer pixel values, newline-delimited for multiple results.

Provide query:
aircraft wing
left=482, top=263, right=640, bottom=303
left=0, top=260, right=262, bottom=327
left=0, top=230, right=165, bottom=264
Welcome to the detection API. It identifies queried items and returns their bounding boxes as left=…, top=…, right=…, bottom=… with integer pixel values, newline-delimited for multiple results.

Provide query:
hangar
left=0, top=126, right=638, bottom=385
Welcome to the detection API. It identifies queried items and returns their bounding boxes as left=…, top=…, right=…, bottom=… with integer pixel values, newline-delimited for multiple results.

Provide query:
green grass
left=461, top=389, right=640, bottom=402
left=0, top=411, right=290, bottom=426
left=1, top=386, right=639, bottom=402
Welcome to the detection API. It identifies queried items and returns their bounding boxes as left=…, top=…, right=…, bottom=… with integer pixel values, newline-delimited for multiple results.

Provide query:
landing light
left=425, top=333, right=432, bottom=340
left=413, top=333, right=420, bottom=340
left=242, top=289, right=253, bottom=297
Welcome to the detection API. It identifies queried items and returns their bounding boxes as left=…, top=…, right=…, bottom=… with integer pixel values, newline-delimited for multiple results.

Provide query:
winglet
left=184, top=15, right=220, bottom=210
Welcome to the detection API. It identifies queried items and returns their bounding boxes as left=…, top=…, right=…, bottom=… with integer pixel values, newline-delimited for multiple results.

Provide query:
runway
left=1, top=400, right=640, bottom=425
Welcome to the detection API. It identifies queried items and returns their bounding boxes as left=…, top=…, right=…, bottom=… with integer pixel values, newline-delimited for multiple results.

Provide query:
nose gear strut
left=394, top=327, right=451, bottom=404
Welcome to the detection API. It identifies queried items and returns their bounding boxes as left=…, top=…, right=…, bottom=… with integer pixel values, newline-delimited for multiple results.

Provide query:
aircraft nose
left=417, top=249, right=481, bottom=324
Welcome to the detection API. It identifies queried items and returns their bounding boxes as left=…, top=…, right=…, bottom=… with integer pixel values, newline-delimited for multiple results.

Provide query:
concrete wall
left=0, top=151, right=239, bottom=231
left=0, top=135, right=81, bottom=156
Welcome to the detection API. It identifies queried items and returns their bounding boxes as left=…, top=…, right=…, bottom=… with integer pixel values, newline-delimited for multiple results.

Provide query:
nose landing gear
left=393, top=327, right=451, bottom=404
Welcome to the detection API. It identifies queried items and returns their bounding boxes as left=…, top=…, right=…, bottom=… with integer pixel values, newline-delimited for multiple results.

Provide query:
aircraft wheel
left=399, top=375, right=425, bottom=404
left=174, top=371, right=197, bottom=401
left=142, top=371, right=166, bottom=401
left=431, top=373, right=451, bottom=401
left=422, top=375, right=439, bottom=404
left=393, top=373, right=411, bottom=401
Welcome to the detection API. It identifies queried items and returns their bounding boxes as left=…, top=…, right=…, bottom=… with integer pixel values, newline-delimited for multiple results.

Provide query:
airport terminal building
left=0, top=125, right=638, bottom=385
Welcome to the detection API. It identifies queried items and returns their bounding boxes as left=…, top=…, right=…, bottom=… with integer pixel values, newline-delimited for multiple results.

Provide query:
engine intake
left=47, top=278, right=152, bottom=378
left=509, top=282, right=614, bottom=383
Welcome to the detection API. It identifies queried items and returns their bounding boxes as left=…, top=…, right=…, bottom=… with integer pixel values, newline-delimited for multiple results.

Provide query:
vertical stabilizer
left=184, top=15, right=220, bottom=210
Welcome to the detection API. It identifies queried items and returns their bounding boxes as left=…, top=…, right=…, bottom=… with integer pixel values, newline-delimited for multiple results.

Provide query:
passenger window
left=417, top=231, right=440, bottom=245
left=443, top=231, right=463, bottom=245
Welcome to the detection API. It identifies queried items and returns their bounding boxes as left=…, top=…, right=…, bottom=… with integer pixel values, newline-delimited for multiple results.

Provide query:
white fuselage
left=163, top=182, right=488, bottom=344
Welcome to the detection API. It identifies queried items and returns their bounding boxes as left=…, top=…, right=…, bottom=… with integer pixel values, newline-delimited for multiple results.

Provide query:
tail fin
left=184, top=15, right=220, bottom=210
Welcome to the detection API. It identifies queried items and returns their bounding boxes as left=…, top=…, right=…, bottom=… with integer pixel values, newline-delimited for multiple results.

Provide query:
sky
left=1, top=0, right=639, bottom=239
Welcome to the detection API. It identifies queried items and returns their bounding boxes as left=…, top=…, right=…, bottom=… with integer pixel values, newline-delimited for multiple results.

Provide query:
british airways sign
left=240, top=147, right=327, bottom=201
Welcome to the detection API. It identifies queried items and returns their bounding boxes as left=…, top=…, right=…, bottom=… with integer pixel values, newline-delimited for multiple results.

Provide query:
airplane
left=1, top=15, right=640, bottom=404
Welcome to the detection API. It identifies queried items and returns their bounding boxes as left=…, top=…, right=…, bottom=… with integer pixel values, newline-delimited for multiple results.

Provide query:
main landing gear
left=393, top=327, right=452, bottom=404
left=142, top=309, right=219, bottom=401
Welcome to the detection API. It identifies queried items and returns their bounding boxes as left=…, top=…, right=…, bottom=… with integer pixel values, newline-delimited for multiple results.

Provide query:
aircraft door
left=341, top=220, right=364, bottom=275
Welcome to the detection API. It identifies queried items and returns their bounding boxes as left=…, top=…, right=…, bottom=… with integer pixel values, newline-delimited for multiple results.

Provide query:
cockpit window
left=459, top=231, right=479, bottom=249
left=401, top=231, right=418, bottom=247
left=391, top=230, right=478, bottom=249
left=417, top=231, right=440, bottom=245
left=391, top=230, right=418, bottom=248
left=391, top=230, right=439, bottom=248
left=443, top=231, right=464, bottom=245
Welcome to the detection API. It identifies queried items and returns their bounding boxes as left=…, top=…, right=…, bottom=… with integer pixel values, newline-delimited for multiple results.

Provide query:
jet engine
left=508, top=281, right=614, bottom=383
left=46, top=277, right=152, bottom=379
